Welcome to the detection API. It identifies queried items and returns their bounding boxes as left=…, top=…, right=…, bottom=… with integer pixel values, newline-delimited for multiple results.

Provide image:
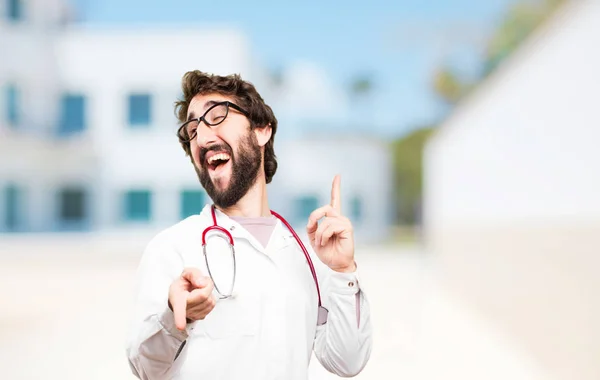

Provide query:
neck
left=216, top=174, right=271, bottom=218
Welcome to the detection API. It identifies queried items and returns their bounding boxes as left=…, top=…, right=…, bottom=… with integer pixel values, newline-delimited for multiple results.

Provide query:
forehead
left=187, top=93, right=235, bottom=117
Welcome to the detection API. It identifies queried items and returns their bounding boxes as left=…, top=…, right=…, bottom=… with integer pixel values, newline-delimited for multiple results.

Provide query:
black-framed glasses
left=178, top=101, right=249, bottom=143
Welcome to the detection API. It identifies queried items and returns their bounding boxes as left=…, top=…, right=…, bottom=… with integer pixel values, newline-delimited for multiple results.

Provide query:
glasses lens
left=184, top=120, right=199, bottom=142
left=205, top=104, right=228, bottom=126
left=203, top=231, right=235, bottom=297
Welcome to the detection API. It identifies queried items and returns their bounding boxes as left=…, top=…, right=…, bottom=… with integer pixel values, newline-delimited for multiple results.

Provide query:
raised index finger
left=330, top=174, right=341, bottom=213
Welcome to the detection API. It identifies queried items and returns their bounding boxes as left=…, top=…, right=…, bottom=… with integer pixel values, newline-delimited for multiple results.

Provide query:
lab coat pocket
left=195, top=292, right=260, bottom=339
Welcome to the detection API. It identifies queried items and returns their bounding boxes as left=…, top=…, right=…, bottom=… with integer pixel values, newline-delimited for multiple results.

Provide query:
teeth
left=208, top=153, right=230, bottom=164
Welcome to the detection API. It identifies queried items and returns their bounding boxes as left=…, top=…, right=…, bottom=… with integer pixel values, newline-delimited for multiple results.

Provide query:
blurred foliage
left=395, top=0, right=566, bottom=225
left=483, top=0, right=567, bottom=75
left=350, top=76, right=373, bottom=96
left=391, top=126, right=435, bottom=225
left=431, top=67, right=472, bottom=106
left=432, top=0, right=566, bottom=106
left=348, top=74, right=375, bottom=111
left=269, top=67, right=284, bottom=88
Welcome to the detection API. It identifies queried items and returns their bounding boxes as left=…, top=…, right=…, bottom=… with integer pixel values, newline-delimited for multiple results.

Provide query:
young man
left=126, top=71, right=373, bottom=379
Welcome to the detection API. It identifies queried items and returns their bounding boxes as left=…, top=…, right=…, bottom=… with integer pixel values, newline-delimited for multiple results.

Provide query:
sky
left=72, top=0, right=517, bottom=138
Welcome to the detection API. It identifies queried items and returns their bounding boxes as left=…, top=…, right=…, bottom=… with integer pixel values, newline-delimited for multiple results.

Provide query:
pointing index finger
left=330, top=174, right=341, bottom=213
left=171, top=291, right=188, bottom=331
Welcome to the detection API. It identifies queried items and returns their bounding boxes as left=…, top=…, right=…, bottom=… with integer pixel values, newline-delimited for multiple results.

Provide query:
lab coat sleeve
left=312, top=251, right=373, bottom=377
left=125, top=231, right=193, bottom=380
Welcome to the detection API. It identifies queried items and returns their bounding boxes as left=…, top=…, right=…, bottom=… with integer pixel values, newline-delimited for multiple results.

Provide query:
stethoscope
left=201, top=205, right=329, bottom=325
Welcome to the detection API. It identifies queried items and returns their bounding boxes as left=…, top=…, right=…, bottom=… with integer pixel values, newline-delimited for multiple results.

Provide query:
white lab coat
left=126, top=205, right=373, bottom=380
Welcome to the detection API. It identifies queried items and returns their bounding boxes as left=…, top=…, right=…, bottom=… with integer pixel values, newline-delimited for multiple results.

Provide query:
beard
left=194, top=131, right=262, bottom=209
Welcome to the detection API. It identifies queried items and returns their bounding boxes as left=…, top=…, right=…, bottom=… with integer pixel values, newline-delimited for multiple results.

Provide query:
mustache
left=199, top=143, right=233, bottom=167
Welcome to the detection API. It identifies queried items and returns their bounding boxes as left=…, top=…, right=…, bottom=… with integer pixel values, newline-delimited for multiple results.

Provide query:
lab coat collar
left=198, top=204, right=293, bottom=254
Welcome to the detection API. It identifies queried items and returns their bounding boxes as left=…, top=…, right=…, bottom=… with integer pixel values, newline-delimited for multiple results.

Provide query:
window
left=5, top=84, right=19, bottom=127
left=124, top=190, right=151, bottom=221
left=294, top=195, right=319, bottom=223
left=4, top=184, right=21, bottom=231
left=128, top=94, right=152, bottom=127
left=180, top=190, right=204, bottom=219
left=350, top=195, right=363, bottom=222
left=59, top=94, right=86, bottom=135
left=7, top=0, right=22, bottom=22
left=58, top=188, right=87, bottom=223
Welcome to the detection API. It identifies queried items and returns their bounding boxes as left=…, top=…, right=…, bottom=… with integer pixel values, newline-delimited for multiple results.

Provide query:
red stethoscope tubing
left=202, top=205, right=323, bottom=308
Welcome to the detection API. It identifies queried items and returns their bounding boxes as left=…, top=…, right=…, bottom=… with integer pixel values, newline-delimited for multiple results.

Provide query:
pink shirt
left=230, top=215, right=278, bottom=249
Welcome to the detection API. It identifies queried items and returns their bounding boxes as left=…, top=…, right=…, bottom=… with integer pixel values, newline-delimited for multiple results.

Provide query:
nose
left=195, top=124, right=218, bottom=147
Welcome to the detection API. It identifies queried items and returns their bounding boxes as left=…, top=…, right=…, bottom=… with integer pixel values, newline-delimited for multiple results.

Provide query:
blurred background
left=1, top=0, right=599, bottom=379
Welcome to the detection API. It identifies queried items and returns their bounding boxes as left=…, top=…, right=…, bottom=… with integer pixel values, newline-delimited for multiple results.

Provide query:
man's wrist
left=332, top=261, right=357, bottom=273
left=159, top=305, right=190, bottom=342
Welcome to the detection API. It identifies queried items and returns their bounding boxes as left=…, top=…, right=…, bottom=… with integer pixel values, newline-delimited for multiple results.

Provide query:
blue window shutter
left=295, top=195, right=319, bottom=224
left=124, top=190, right=152, bottom=221
left=180, top=190, right=204, bottom=219
left=350, top=195, right=363, bottom=222
left=59, top=94, right=86, bottom=135
left=7, top=0, right=23, bottom=21
left=4, top=184, right=21, bottom=230
left=59, top=188, right=86, bottom=222
left=6, top=85, right=19, bottom=126
left=128, top=94, right=152, bottom=126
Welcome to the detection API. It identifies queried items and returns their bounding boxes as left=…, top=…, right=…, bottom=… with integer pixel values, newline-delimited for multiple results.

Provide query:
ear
left=254, top=124, right=272, bottom=148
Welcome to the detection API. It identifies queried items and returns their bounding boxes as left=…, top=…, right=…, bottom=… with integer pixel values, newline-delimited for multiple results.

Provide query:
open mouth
left=206, top=152, right=231, bottom=171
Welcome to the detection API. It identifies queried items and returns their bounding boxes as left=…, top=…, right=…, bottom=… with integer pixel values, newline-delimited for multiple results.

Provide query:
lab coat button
left=348, top=281, right=354, bottom=287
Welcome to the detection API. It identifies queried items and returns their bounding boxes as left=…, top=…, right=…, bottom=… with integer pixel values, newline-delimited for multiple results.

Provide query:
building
left=268, top=134, right=393, bottom=243
left=0, top=0, right=392, bottom=244
left=423, top=1, right=600, bottom=379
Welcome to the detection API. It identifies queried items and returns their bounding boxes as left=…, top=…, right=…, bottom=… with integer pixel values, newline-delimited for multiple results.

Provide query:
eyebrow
left=203, top=100, right=222, bottom=110
left=186, top=100, right=223, bottom=121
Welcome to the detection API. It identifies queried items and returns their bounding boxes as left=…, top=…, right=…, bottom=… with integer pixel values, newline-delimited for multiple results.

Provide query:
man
left=126, top=71, right=373, bottom=379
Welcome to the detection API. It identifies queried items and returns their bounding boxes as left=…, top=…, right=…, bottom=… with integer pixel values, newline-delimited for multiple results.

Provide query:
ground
left=0, top=234, right=545, bottom=379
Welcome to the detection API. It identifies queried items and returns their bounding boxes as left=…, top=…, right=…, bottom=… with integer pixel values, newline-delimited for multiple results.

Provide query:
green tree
left=392, top=126, right=435, bottom=225
left=483, top=0, right=567, bottom=75
left=392, top=0, right=567, bottom=225
left=431, top=66, right=471, bottom=107
left=349, top=75, right=373, bottom=97
left=347, top=73, right=375, bottom=132
left=431, top=0, right=567, bottom=105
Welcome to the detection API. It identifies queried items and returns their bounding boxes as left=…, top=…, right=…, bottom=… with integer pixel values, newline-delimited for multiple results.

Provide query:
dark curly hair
left=174, top=70, right=278, bottom=184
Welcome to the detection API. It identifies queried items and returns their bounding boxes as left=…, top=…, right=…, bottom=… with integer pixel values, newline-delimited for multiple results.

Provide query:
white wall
left=0, top=0, right=84, bottom=232
left=424, top=0, right=600, bottom=228
left=53, top=26, right=254, bottom=142
left=0, top=0, right=70, bottom=137
left=51, top=27, right=258, bottom=230
left=0, top=10, right=393, bottom=240
left=273, top=136, right=393, bottom=244
left=0, top=134, right=98, bottom=231
left=423, top=2, right=600, bottom=379
left=0, top=0, right=72, bottom=29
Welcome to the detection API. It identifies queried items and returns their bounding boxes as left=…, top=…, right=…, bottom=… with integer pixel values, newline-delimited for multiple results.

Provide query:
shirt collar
left=198, top=204, right=298, bottom=253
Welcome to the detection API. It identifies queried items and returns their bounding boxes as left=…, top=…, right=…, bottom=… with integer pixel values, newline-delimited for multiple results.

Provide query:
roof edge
left=427, top=0, right=581, bottom=145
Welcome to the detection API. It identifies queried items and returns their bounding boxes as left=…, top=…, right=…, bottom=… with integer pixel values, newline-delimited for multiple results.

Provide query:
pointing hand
left=306, top=175, right=356, bottom=273
left=168, top=267, right=216, bottom=330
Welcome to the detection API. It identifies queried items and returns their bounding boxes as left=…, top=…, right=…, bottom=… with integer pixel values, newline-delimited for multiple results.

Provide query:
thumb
left=181, top=268, right=206, bottom=288
left=306, top=224, right=315, bottom=242
left=194, top=276, right=210, bottom=288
